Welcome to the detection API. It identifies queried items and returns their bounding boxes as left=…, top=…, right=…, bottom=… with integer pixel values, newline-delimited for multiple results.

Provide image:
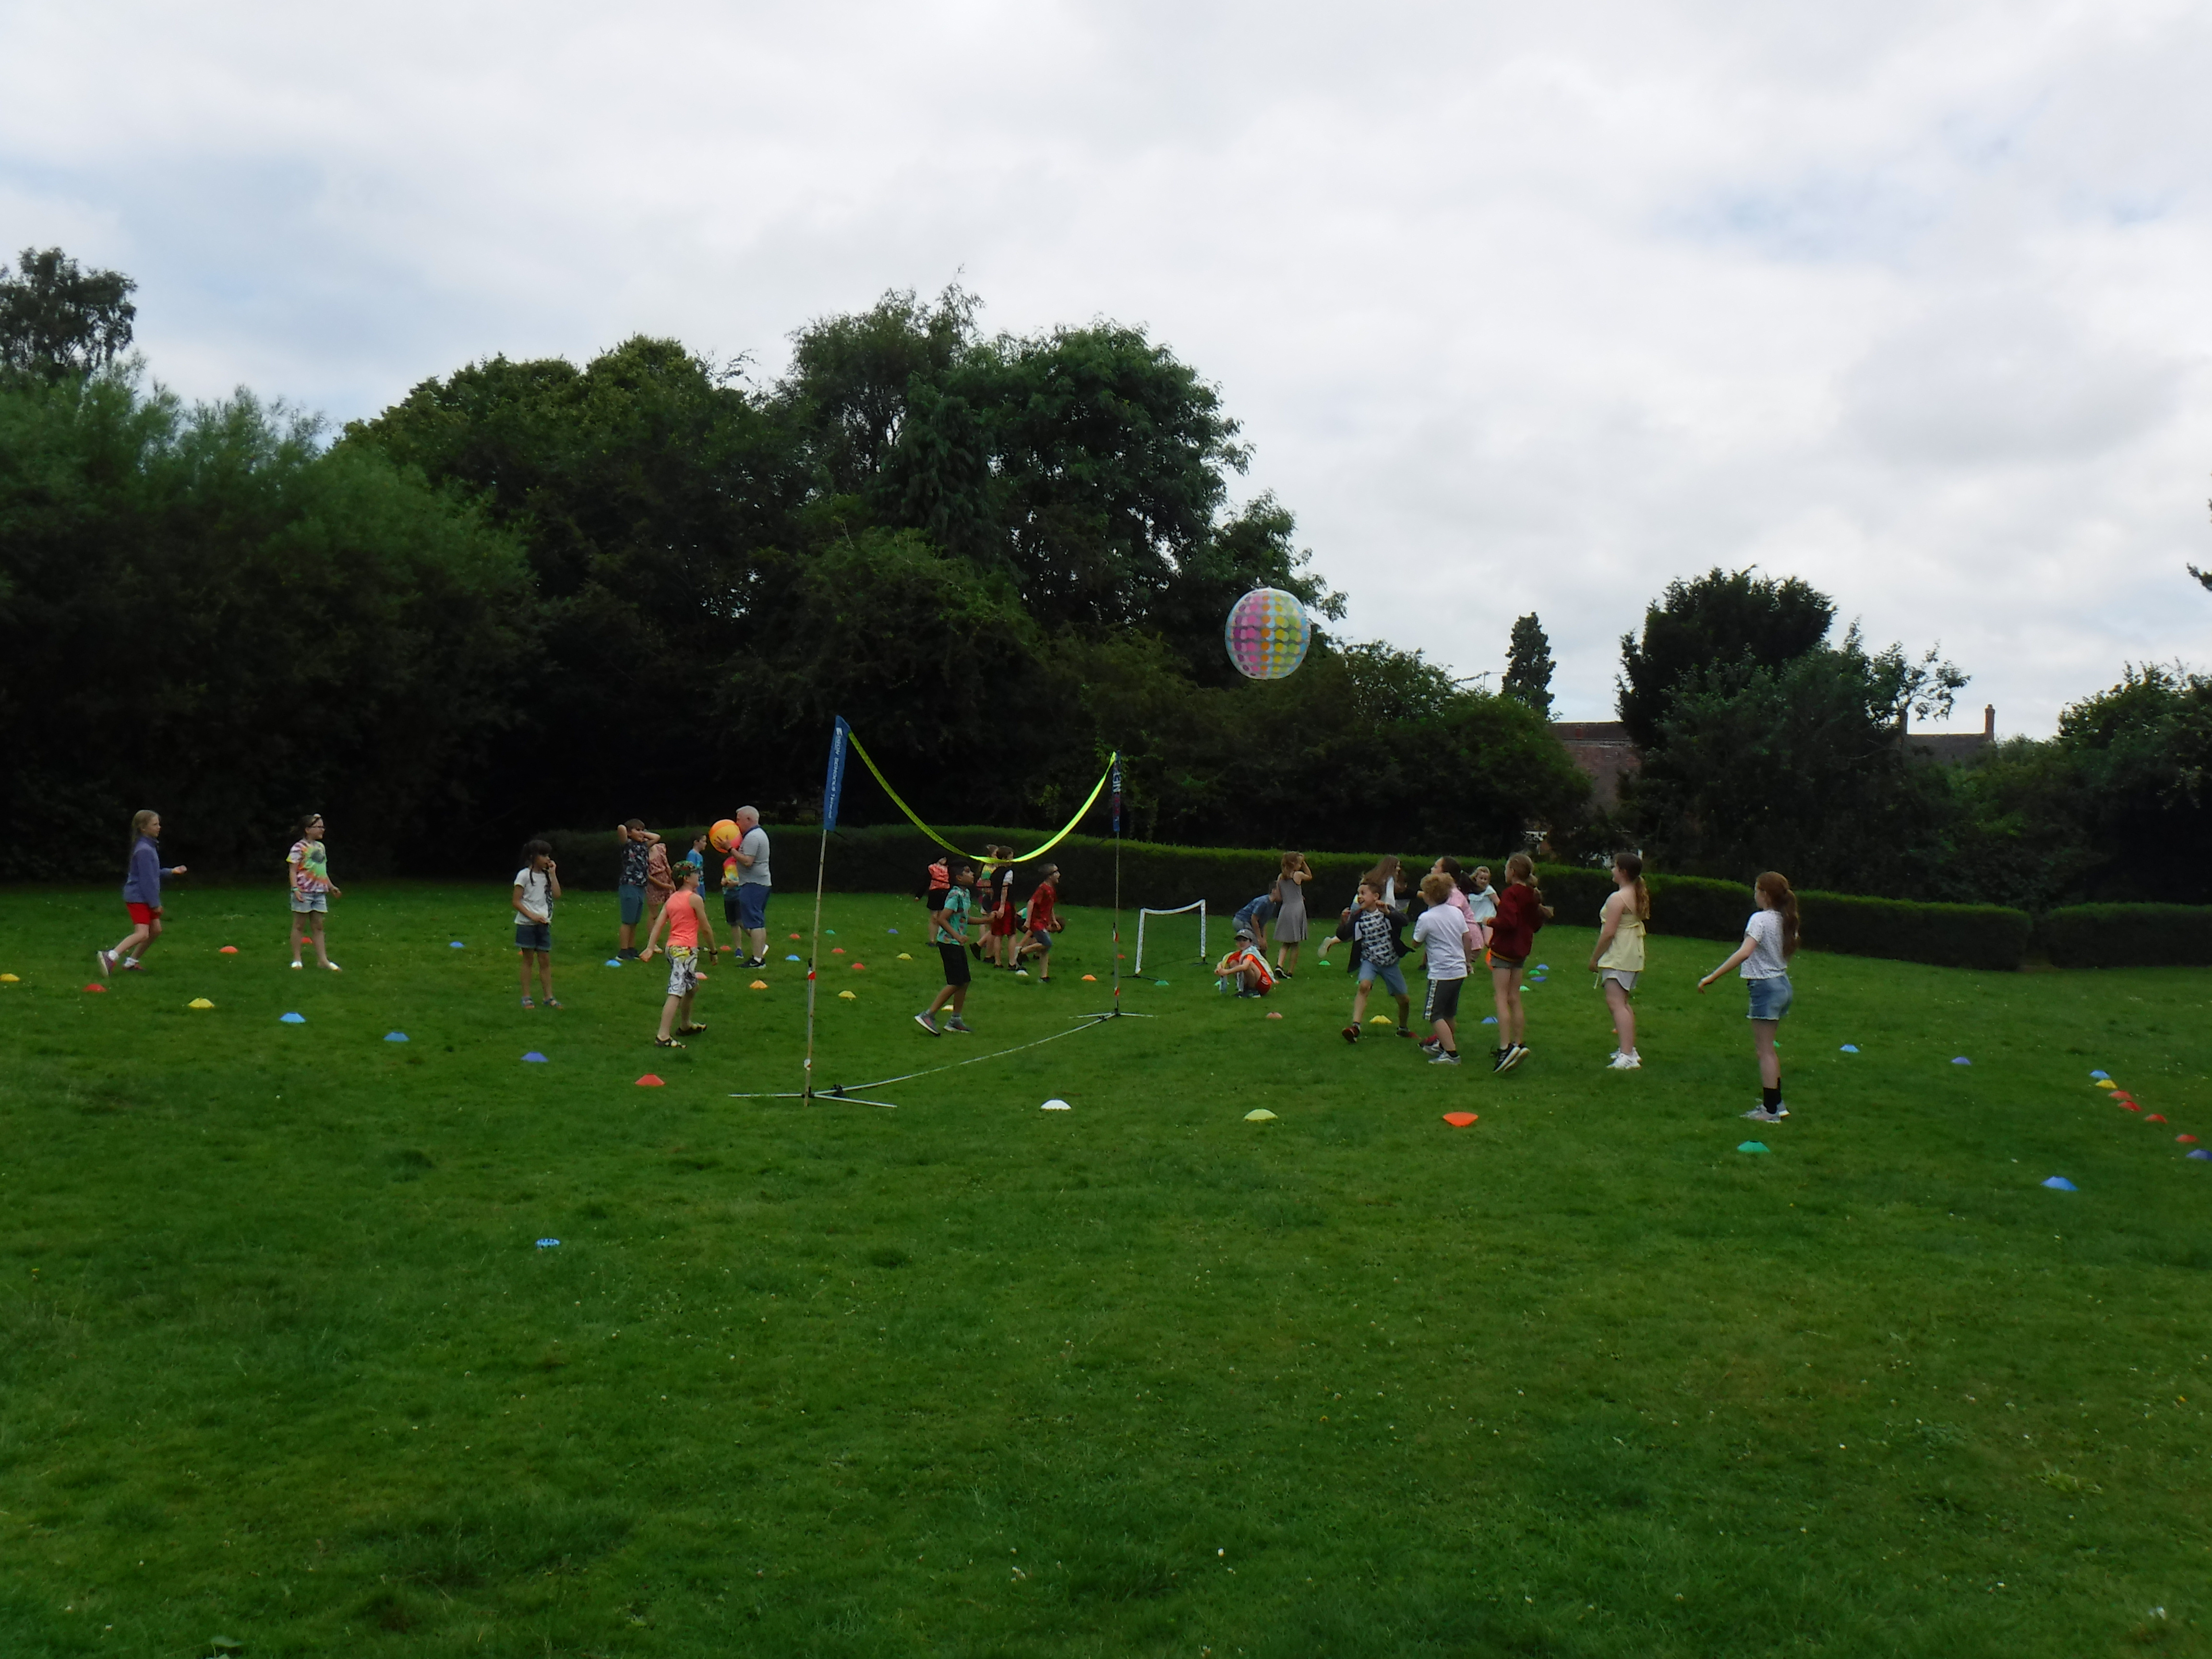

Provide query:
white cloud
left=4, top=0, right=2210, bottom=732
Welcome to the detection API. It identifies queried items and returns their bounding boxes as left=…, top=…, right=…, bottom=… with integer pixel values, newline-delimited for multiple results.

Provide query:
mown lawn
left=2, top=879, right=2210, bottom=1657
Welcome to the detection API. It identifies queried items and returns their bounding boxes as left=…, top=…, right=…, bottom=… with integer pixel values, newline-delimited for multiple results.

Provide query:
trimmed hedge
left=2037, top=904, right=2212, bottom=969
left=536, top=820, right=2038, bottom=971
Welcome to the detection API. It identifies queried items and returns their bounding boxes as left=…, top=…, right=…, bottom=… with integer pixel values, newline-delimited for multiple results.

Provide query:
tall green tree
left=0, top=247, right=137, bottom=384
left=1503, top=613, right=1555, bottom=718
left=1617, top=567, right=1834, bottom=749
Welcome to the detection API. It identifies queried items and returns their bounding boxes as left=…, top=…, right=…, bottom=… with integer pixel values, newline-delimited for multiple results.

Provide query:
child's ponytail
left=1504, top=851, right=1541, bottom=904
left=1756, top=870, right=1800, bottom=956
left=1615, top=851, right=1650, bottom=922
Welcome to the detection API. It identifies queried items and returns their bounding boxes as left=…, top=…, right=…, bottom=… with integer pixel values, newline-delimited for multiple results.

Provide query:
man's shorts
left=1424, top=974, right=1464, bottom=1024
left=289, top=893, right=327, bottom=914
left=126, top=901, right=156, bottom=926
left=937, top=941, right=972, bottom=986
left=515, top=921, right=553, bottom=952
left=736, top=884, right=769, bottom=930
left=665, top=945, right=699, bottom=998
left=1599, top=968, right=1638, bottom=992
left=617, top=883, right=646, bottom=926
left=1746, top=974, right=1793, bottom=1022
left=1357, top=958, right=1407, bottom=998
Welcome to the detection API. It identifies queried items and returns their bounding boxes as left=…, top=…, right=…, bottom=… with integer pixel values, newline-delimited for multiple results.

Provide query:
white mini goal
left=1132, top=901, right=1206, bottom=976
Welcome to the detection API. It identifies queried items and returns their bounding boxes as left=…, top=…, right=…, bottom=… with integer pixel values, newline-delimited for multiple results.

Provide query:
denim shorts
left=735, top=884, right=769, bottom=930
left=515, top=921, right=553, bottom=952
left=289, top=893, right=327, bottom=914
left=1358, top=959, right=1408, bottom=998
left=1746, top=974, right=1792, bottom=1021
left=617, top=883, right=646, bottom=926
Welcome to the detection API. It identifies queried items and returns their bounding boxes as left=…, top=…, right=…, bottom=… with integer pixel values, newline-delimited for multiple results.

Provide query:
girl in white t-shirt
left=1695, top=870, right=1798, bottom=1122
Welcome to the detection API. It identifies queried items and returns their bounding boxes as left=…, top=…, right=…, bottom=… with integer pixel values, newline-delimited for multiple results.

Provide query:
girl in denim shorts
left=1696, top=871, right=1799, bottom=1124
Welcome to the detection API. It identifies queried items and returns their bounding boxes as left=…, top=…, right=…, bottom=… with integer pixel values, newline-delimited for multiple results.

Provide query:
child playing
left=1214, top=926, right=1277, bottom=998
left=1588, top=852, right=1649, bottom=1070
left=1487, top=853, right=1551, bottom=1072
left=512, top=839, right=563, bottom=1009
left=1340, top=881, right=1413, bottom=1042
left=915, top=862, right=978, bottom=1034
left=96, top=809, right=187, bottom=978
left=644, top=835, right=675, bottom=937
left=639, top=864, right=717, bottom=1047
left=615, top=820, right=662, bottom=960
left=287, top=813, right=343, bottom=971
left=1697, top=870, right=1799, bottom=1123
left=1272, top=852, right=1312, bottom=977
left=1232, top=889, right=1277, bottom=956
left=1464, top=864, right=1498, bottom=958
left=1014, top=865, right=1061, bottom=981
left=1412, top=871, right=1468, bottom=1064
left=978, top=846, right=1016, bottom=967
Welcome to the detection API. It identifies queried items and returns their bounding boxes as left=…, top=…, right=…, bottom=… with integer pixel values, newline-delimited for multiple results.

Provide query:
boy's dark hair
left=953, top=863, right=975, bottom=881
left=521, top=838, right=553, bottom=861
left=298, top=812, right=322, bottom=834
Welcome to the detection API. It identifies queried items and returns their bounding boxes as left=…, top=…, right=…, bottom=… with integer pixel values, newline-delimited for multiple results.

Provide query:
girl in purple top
left=97, top=809, right=187, bottom=978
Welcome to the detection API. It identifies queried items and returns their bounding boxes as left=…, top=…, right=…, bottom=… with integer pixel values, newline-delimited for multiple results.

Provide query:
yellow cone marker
left=0, top=973, right=19, bottom=983
left=1244, top=1108, right=1278, bottom=1122
left=749, top=979, right=768, bottom=989
left=188, top=998, right=214, bottom=1009
left=1369, top=1014, right=1393, bottom=1024
left=896, top=952, right=912, bottom=960
left=838, top=989, right=856, bottom=1000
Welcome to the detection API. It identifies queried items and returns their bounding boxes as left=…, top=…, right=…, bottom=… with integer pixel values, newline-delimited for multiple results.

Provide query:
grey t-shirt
left=737, top=826, right=771, bottom=887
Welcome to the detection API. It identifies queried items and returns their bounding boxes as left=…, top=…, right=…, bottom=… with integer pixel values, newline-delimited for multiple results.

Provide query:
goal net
left=1132, top=901, right=1206, bottom=977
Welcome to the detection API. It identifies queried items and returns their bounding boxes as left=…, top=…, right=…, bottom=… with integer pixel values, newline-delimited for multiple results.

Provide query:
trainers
left=122, top=958, right=144, bottom=971
left=95, top=949, right=115, bottom=978
left=1397, top=1027, right=1416, bottom=1039
left=1496, top=1045, right=1528, bottom=1073
left=1341, top=1024, right=1360, bottom=1044
left=325, top=962, right=343, bottom=973
left=1606, top=1051, right=1638, bottom=1070
left=944, top=1016, right=974, bottom=1034
left=1490, top=1047, right=1514, bottom=1073
left=1770, top=1103, right=1789, bottom=1118
left=914, top=1011, right=939, bottom=1035
left=1428, top=1051, right=1462, bottom=1066
left=291, top=959, right=304, bottom=970
left=520, top=996, right=534, bottom=1009
left=745, top=955, right=767, bottom=969
left=1741, top=1106, right=1781, bottom=1122
left=1420, top=1038, right=1443, bottom=1057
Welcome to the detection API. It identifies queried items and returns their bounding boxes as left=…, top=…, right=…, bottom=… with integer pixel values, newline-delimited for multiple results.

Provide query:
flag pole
left=1109, top=755, right=1123, bottom=1018
left=802, top=717, right=851, bottom=1103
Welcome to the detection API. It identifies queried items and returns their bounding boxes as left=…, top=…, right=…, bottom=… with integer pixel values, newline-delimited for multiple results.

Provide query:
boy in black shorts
left=915, top=862, right=977, bottom=1035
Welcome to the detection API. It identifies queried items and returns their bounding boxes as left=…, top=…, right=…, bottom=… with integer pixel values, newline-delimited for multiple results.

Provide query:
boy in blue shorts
left=513, top=839, right=562, bottom=1008
left=1341, top=881, right=1412, bottom=1042
left=614, top=820, right=661, bottom=959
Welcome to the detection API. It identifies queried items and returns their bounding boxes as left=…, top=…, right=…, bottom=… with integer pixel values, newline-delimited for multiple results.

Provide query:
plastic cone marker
left=825, top=929, right=836, bottom=936
left=2148, top=1114, right=2167, bottom=1124
left=1266, top=1011, right=1283, bottom=1019
left=2095, top=1080, right=2117, bottom=1090
left=1244, top=1108, right=1278, bottom=1122
left=1442, top=1112, right=1478, bottom=1128
left=832, top=947, right=845, bottom=955
left=605, top=958, right=623, bottom=967
left=1481, top=1016, right=1498, bottom=1024
left=897, top=953, right=913, bottom=961
left=536, top=1238, right=560, bottom=1249
left=1154, top=980, right=1169, bottom=987
left=449, top=941, right=464, bottom=949
left=1738, top=1142, right=1770, bottom=1154
left=2042, top=1176, right=2077, bottom=1190
left=852, top=962, right=866, bottom=972
left=2180, top=1135, right=2200, bottom=1145
left=188, top=998, right=215, bottom=1009
left=1041, top=1098, right=1071, bottom=1111
left=1952, top=1057, right=1972, bottom=1066
left=385, top=1031, right=408, bottom=1042
left=749, top=980, right=768, bottom=989
left=280, top=1011, right=305, bottom=1023
left=521, top=1051, right=548, bottom=1062
left=2189, top=1149, right=2212, bottom=1162
left=838, top=990, right=856, bottom=1000
left=219, top=946, right=238, bottom=955
left=636, top=1074, right=664, bottom=1087
left=0, top=973, right=18, bottom=983
left=785, top=954, right=801, bottom=962
left=2120, top=1103, right=2140, bottom=1113
left=1369, top=1014, right=1393, bottom=1024
left=1081, top=974, right=1096, bottom=982
left=83, top=983, right=107, bottom=993
left=1839, top=1044, right=1860, bottom=1053
left=789, top=933, right=800, bottom=940
left=2090, top=1069, right=2110, bottom=1080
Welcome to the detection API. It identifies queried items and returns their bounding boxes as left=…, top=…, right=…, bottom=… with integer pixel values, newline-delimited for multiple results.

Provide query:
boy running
left=1412, top=871, right=1467, bottom=1064
left=639, top=864, right=717, bottom=1047
left=915, top=862, right=978, bottom=1034
left=1014, top=865, right=1061, bottom=981
left=1341, top=881, right=1413, bottom=1042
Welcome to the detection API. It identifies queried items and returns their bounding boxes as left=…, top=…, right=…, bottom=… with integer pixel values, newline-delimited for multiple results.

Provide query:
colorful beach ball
left=1225, top=587, right=1311, bottom=681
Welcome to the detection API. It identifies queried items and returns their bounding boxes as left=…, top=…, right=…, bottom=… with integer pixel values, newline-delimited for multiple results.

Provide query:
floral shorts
left=666, top=945, right=699, bottom=998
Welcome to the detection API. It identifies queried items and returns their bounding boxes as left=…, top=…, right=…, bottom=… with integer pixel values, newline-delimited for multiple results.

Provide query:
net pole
left=1110, top=761, right=1122, bottom=1018
left=800, top=820, right=828, bottom=1101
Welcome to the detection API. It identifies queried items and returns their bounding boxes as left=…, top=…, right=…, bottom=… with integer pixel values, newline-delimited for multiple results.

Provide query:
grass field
left=3, top=879, right=2211, bottom=1657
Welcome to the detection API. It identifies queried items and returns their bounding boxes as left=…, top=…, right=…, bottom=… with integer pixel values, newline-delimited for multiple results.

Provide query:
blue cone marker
left=279, top=1011, right=305, bottom=1024
left=785, top=953, right=802, bottom=962
left=536, top=1238, right=560, bottom=1248
left=385, top=1032, right=409, bottom=1043
left=449, top=941, right=464, bottom=949
left=2041, top=1176, right=2077, bottom=1190
left=605, top=958, right=623, bottom=967
left=2090, top=1069, right=2109, bottom=1080
left=1840, top=1044, right=1859, bottom=1053
left=1952, top=1056, right=1972, bottom=1066
left=522, top=1051, right=548, bottom=1063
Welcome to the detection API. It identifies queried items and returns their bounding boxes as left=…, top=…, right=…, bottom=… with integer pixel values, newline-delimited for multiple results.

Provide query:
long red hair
left=1756, top=870, right=1799, bottom=956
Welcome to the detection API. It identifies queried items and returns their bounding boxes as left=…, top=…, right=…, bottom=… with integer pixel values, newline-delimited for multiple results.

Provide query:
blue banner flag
left=1110, top=757, right=1122, bottom=834
left=823, top=717, right=850, bottom=832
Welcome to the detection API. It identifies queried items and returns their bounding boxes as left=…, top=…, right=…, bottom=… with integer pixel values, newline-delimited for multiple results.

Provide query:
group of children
left=85, top=808, right=1806, bottom=1116
left=914, top=854, right=1064, bottom=1034
left=1212, top=845, right=1805, bottom=1117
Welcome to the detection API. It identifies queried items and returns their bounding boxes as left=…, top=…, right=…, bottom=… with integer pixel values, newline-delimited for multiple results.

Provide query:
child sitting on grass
left=639, top=864, right=717, bottom=1047
left=1340, top=881, right=1413, bottom=1043
left=1214, top=926, right=1277, bottom=998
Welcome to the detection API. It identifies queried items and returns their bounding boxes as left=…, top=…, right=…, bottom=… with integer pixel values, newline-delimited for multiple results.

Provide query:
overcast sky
left=6, top=0, right=2209, bottom=731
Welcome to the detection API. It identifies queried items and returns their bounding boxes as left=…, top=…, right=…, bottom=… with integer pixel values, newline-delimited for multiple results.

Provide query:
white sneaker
left=1608, top=1051, right=1641, bottom=1070
left=913, top=1011, right=939, bottom=1035
left=1742, top=1106, right=1781, bottom=1122
left=291, top=960, right=303, bottom=970
left=325, top=962, right=342, bottom=972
